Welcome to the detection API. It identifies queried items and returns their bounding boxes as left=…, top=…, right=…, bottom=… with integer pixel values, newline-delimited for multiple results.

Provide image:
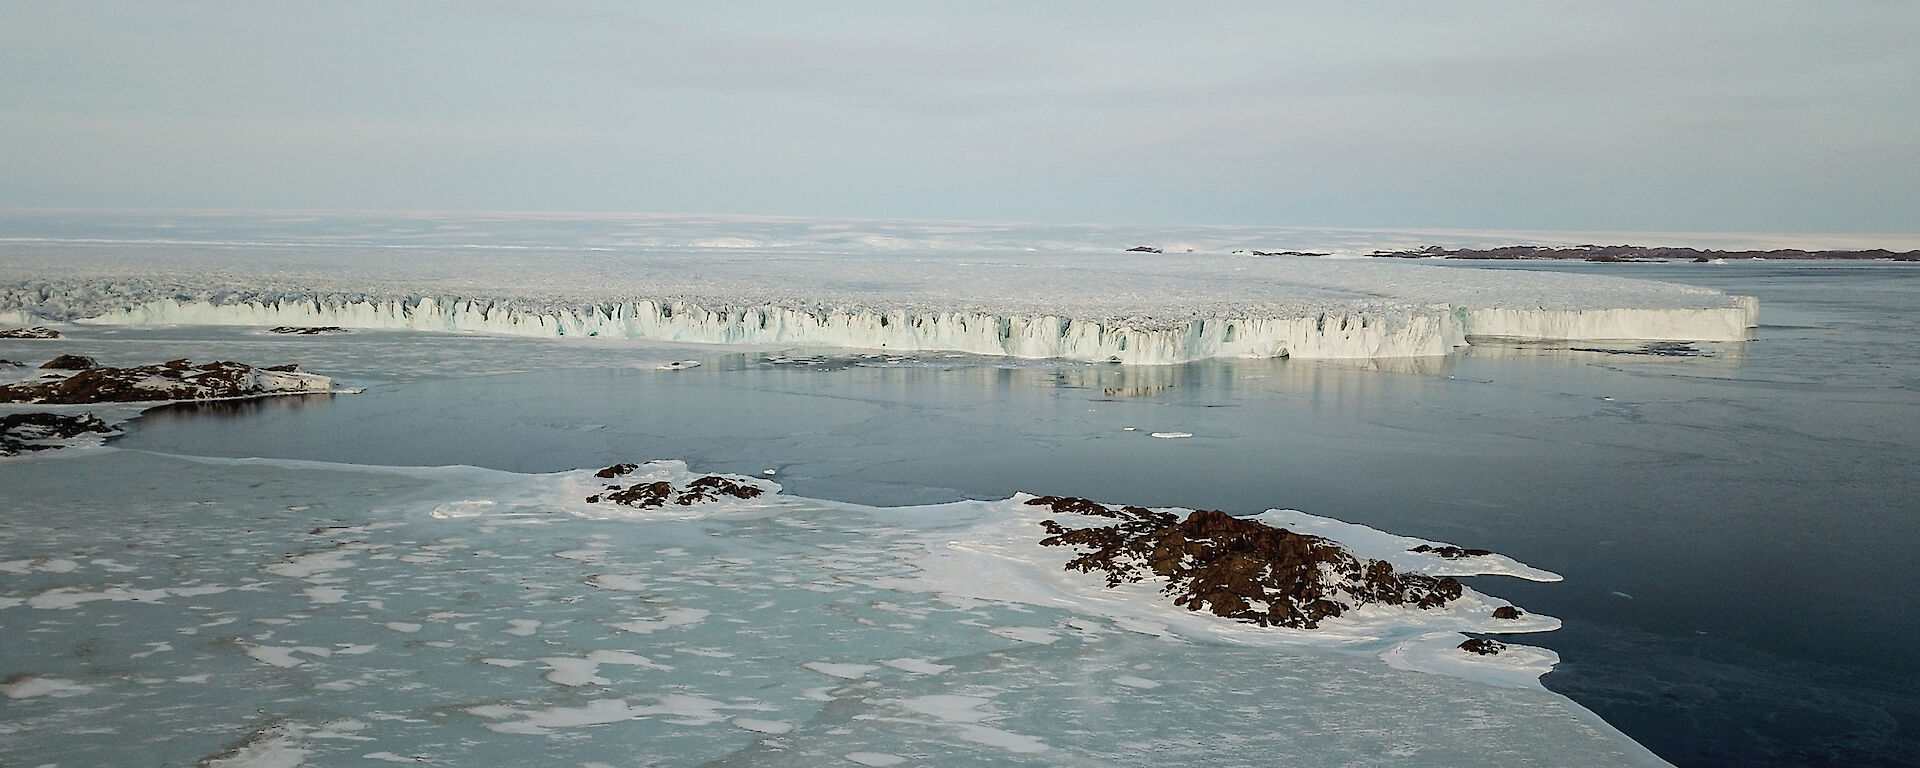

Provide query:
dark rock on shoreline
left=0, top=359, right=332, bottom=404
left=0, top=412, right=118, bottom=457
left=0, top=327, right=62, bottom=339
left=40, top=354, right=97, bottom=370
left=1492, top=605, right=1524, bottom=620
left=1569, top=342, right=1705, bottom=357
left=585, top=465, right=766, bottom=508
left=1410, top=543, right=1494, bottom=559
left=269, top=326, right=348, bottom=335
left=1126, top=246, right=1163, bottom=253
left=1368, top=244, right=1920, bottom=261
left=1460, top=638, right=1507, bottom=655
left=1027, top=495, right=1464, bottom=629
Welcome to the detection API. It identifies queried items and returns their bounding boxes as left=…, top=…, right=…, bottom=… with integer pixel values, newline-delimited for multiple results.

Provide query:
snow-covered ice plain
left=0, top=212, right=1757, bottom=364
left=0, top=451, right=1658, bottom=766
left=5, top=212, right=1917, bottom=766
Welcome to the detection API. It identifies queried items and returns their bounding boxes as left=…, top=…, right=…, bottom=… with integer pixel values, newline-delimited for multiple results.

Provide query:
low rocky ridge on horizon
left=1368, top=244, right=1920, bottom=261
left=1026, top=495, right=1484, bottom=631
left=0, top=357, right=333, bottom=405
left=0, top=326, right=62, bottom=339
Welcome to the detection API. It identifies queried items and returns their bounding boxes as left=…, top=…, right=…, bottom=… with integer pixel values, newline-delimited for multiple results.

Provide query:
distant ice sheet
left=0, top=215, right=1756, bottom=363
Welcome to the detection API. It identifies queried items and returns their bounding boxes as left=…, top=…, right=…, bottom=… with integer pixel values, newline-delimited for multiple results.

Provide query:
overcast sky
left=4, top=2, right=1915, bottom=233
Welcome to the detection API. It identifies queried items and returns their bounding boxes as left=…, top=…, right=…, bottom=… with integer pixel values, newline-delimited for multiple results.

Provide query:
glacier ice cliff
left=0, top=231, right=1758, bottom=364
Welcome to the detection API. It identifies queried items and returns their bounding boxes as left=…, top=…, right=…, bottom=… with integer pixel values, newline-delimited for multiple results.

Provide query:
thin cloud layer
left=3, top=2, right=1914, bottom=232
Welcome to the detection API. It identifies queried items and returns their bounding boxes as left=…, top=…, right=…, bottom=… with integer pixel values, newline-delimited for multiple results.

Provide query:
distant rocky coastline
left=1367, top=245, right=1920, bottom=262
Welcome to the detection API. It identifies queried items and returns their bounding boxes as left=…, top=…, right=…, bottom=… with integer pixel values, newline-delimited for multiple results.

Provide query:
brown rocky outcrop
left=0, top=327, right=61, bottom=339
left=1492, top=605, right=1524, bottom=620
left=39, top=354, right=97, bottom=370
left=0, top=412, right=118, bottom=456
left=1410, top=544, right=1494, bottom=559
left=1459, top=638, right=1506, bottom=655
left=1028, top=496, right=1464, bottom=629
left=585, top=466, right=766, bottom=508
left=269, top=326, right=348, bottom=335
left=0, top=359, right=332, bottom=404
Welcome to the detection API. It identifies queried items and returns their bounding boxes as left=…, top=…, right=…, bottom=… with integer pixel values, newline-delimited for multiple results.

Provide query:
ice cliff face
left=65, top=295, right=1480, bottom=363
left=0, top=219, right=1760, bottom=363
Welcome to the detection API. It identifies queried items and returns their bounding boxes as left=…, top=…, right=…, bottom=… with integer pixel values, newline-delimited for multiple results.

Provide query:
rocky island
left=585, top=463, right=768, bottom=508
left=0, top=357, right=334, bottom=405
left=1026, top=495, right=1469, bottom=630
left=0, top=412, right=118, bottom=457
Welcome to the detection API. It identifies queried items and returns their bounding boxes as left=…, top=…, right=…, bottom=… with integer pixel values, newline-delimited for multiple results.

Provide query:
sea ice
left=0, top=449, right=1666, bottom=766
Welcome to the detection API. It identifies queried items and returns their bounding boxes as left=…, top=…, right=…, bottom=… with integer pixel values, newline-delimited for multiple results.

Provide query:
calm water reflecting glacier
left=92, top=261, right=1920, bottom=766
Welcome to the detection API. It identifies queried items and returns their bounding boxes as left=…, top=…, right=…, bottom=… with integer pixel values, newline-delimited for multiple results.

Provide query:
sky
left=3, top=1, right=1916, bottom=233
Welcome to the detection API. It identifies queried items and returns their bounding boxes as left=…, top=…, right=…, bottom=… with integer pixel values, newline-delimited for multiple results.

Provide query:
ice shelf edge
left=13, top=294, right=1760, bottom=364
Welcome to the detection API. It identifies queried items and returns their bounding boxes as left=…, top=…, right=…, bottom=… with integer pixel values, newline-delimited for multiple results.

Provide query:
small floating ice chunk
left=382, top=622, right=422, bottom=634
left=846, top=754, right=907, bottom=767
left=1113, top=675, right=1162, bottom=689
left=541, top=650, right=671, bottom=686
left=26, top=585, right=175, bottom=609
left=0, top=675, right=92, bottom=698
left=241, top=645, right=311, bottom=668
left=901, top=694, right=994, bottom=723
left=880, top=657, right=953, bottom=675
left=303, top=586, right=347, bottom=604
left=989, top=626, right=1060, bottom=645
left=656, top=360, right=701, bottom=370
left=804, top=662, right=878, bottom=679
left=504, top=619, right=541, bottom=636
left=612, top=607, right=709, bottom=634
left=430, top=499, right=496, bottom=518
left=731, top=717, right=795, bottom=735
left=899, top=695, right=1049, bottom=753
left=202, top=724, right=312, bottom=768
left=265, top=548, right=355, bottom=580
left=1148, top=431, right=1193, bottom=439
left=587, top=574, right=649, bottom=591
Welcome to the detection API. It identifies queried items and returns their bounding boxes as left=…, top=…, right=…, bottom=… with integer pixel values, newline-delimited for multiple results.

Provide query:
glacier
left=0, top=220, right=1757, bottom=364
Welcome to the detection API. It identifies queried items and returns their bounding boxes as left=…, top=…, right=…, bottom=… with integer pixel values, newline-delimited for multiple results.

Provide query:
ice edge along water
left=4, top=293, right=1759, bottom=365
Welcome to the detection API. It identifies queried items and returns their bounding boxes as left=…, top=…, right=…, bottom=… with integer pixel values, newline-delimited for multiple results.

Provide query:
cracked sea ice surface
left=0, top=450, right=1663, bottom=766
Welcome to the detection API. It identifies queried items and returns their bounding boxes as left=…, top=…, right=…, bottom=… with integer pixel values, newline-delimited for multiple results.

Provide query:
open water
left=10, top=259, right=1919, bottom=766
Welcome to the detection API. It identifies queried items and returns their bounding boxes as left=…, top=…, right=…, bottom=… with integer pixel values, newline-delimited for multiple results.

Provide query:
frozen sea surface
left=0, top=450, right=1658, bottom=767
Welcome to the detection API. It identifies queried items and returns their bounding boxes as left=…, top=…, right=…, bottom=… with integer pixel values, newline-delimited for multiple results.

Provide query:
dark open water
left=111, top=261, right=1920, bottom=767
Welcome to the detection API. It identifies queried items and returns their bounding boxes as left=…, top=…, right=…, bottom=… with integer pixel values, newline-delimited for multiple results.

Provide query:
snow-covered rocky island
left=0, top=356, right=334, bottom=405
left=0, top=352, right=336, bottom=456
